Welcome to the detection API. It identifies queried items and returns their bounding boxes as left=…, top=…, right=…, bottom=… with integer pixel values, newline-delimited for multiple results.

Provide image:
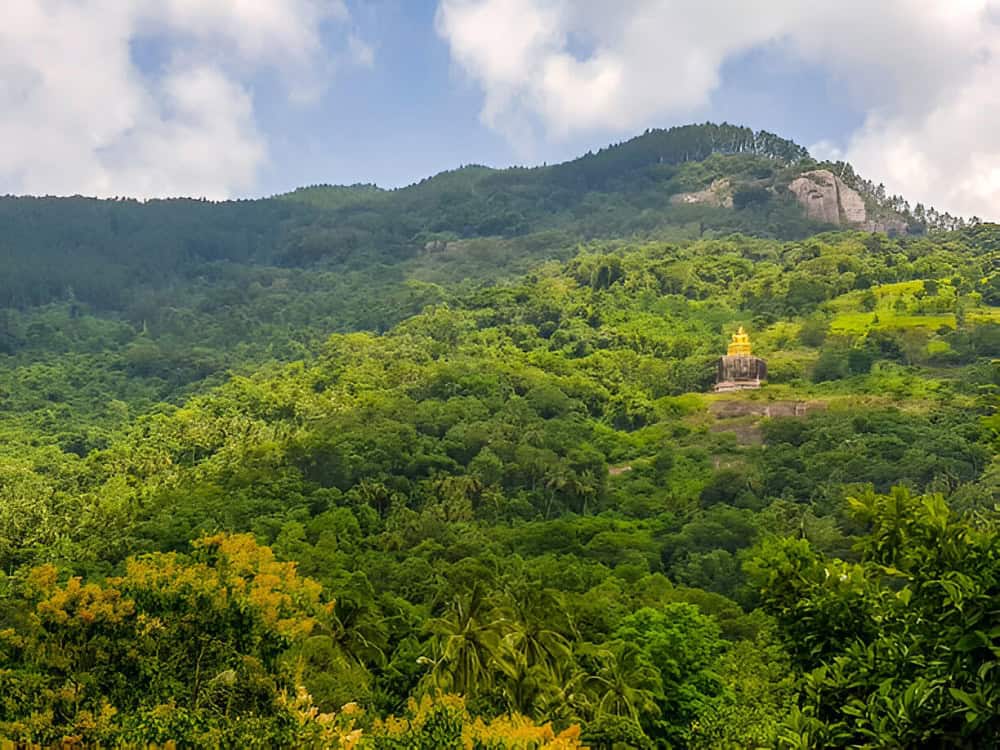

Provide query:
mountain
left=0, top=123, right=998, bottom=747
left=0, top=124, right=937, bottom=399
left=2, top=124, right=926, bottom=312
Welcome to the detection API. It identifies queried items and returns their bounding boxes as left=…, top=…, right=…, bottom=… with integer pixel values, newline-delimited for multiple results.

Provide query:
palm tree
left=533, top=657, right=593, bottom=727
left=356, top=479, right=398, bottom=518
left=506, top=589, right=575, bottom=673
left=420, top=585, right=511, bottom=698
left=496, top=588, right=575, bottom=715
left=586, top=641, right=660, bottom=724
left=329, top=582, right=389, bottom=668
left=570, top=469, right=601, bottom=516
left=543, top=463, right=574, bottom=518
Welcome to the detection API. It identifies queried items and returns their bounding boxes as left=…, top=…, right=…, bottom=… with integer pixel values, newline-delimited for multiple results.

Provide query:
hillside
left=0, top=125, right=998, bottom=747
left=1, top=124, right=918, bottom=311
left=0, top=124, right=930, bottom=431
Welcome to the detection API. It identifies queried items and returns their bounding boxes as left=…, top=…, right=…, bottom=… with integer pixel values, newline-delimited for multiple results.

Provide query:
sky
left=1, top=1, right=999, bottom=219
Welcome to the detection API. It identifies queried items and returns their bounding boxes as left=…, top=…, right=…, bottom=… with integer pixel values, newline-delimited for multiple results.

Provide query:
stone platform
left=714, top=378, right=763, bottom=392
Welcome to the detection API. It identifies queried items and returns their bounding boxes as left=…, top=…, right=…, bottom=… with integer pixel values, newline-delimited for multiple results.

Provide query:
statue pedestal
left=715, top=355, right=766, bottom=392
left=714, top=379, right=763, bottom=392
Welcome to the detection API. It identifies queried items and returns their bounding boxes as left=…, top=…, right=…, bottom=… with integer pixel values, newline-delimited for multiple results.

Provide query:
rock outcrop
left=670, top=178, right=733, bottom=208
left=708, top=399, right=828, bottom=446
left=789, top=170, right=842, bottom=225
left=867, top=216, right=909, bottom=235
left=788, top=169, right=907, bottom=235
left=710, top=400, right=826, bottom=419
left=838, top=181, right=868, bottom=225
left=423, top=239, right=450, bottom=253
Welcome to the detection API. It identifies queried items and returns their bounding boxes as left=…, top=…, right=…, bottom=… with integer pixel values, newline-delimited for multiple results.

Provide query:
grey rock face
left=787, top=169, right=854, bottom=225
left=863, top=217, right=910, bottom=235
left=837, top=179, right=868, bottom=224
left=787, top=169, right=909, bottom=235
left=423, top=240, right=449, bottom=253
left=788, top=170, right=839, bottom=224
left=670, top=178, right=734, bottom=208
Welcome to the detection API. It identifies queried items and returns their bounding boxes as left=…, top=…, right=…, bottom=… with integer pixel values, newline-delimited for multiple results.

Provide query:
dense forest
left=1, top=124, right=998, bottom=748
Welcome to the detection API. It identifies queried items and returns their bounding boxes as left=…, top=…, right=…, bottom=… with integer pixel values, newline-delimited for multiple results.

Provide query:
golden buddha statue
left=715, top=326, right=766, bottom=392
left=727, top=326, right=752, bottom=356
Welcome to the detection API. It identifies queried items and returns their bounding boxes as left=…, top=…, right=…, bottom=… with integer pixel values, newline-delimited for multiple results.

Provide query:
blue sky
left=251, top=0, right=506, bottom=193
left=2, top=1, right=998, bottom=218
left=248, top=2, right=866, bottom=195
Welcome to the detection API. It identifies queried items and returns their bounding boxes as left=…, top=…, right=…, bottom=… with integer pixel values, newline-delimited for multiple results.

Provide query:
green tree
left=613, top=604, right=724, bottom=746
left=751, top=488, right=1000, bottom=747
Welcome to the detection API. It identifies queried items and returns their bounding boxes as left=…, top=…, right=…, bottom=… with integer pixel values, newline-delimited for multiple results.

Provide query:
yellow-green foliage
left=368, top=695, right=584, bottom=749
left=756, top=321, right=803, bottom=353
left=823, top=274, right=1000, bottom=338
left=829, top=311, right=955, bottom=334
left=0, top=535, right=336, bottom=748
left=969, top=307, right=1000, bottom=323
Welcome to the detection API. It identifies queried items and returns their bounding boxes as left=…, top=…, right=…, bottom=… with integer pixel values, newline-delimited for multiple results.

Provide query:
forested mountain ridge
left=1, top=124, right=999, bottom=747
left=0, top=123, right=950, bottom=427
left=1, top=123, right=925, bottom=314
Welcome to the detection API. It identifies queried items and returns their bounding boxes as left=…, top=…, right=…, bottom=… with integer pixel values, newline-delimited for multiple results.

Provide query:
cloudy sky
left=2, top=0, right=999, bottom=218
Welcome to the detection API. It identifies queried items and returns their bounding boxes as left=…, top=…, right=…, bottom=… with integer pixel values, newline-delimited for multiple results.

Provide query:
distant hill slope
left=1, top=123, right=930, bottom=315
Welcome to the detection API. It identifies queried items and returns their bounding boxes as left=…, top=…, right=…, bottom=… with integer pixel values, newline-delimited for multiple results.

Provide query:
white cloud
left=91, top=66, right=266, bottom=199
left=436, top=0, right=802, bottom=142
left=0, top=0, right=365, bottom=199
left=822, top=29, right=1000, bottom=219
left=437, top=0, right=1000, bottom=218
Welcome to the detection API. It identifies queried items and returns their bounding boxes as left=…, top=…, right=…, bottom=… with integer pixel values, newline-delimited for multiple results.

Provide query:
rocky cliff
left=670, top=178, right=733, bottom=208
left=788, top=169, right=907, bottom=234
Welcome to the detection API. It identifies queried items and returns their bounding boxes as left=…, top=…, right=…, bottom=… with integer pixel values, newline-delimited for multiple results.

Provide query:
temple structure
left=715, top=327, right=766, bottom=392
